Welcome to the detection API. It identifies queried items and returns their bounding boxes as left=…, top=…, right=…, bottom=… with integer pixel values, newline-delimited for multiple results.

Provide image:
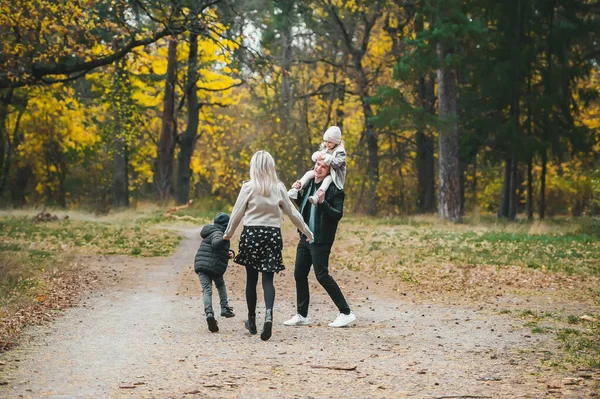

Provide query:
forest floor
left=0, top=222, right=599, bottom=398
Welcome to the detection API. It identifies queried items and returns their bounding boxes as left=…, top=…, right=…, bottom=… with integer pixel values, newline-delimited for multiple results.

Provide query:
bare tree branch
left=197, top=80, right=245, bottom=92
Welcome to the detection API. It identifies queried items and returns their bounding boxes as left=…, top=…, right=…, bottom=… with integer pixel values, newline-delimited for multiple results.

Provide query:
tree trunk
left=155, top=36, right=178, bottom=202
left=526, top=76, right=534, bottom=221
left=0, top=89, right=13, bottom=195
left=363, top=101, right=379, bottom=215
left=459, top=161, right=466, bottom=214
left=278, top=2, right=298, bottom=180
left=508, top=154, right=518, bottom=220
left=416, top=129, right=435, bottom=212
left=45, top=140, right=67, bottom=208
left=112, top=133, right=129, bottom=208
left=539, top=4, right=554, bottom=220
left=336, top=80, right=345, bottom=126
left=539, top=151, right=547, bottom=219
left=436, top=42, right=462, bottom=222
left=57, top=155, right=67, bottom=208
left=112, top=57, right=130, bottom=208
left=527, top=157, right=533, bottom=220
left=10, top=164, right=32, bottom=205
left=471, top=153, right=478, bottom=209
left=414, top=15, right=436, bottom=213
left=176, top=33, right=199, bottom=205
left=498, top=158, right=510, bottom=218
left=507, top=0, right=524, bottom=221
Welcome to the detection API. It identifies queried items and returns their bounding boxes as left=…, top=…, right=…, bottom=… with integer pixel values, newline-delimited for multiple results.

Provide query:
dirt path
left=0, top=227, right=596, bottom=398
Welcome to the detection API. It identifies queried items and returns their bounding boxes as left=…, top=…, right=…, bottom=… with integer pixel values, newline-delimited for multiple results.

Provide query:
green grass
left=556, top=321, right=600, bottom=369
left=0, top=216, right=182, bottom=257
left=347, top=221, right=600, bottom=276
left=517, top=308, right=600, bottom=371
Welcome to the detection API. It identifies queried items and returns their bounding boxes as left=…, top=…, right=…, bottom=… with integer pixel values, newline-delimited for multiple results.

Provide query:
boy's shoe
left=206, top=313, right=219, bottom=333
left=328, top=312, right=356, bottom=328
left=308, top=194, right=319, bottom=205
left=287, top=187, right=299, bottom=199
left=221, top=307, right=235, bottom=318
left=283, top=314, right=311, bottom=326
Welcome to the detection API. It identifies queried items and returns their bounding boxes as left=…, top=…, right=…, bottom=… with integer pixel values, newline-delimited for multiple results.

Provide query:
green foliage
left=1, top=0, right=598, bottom=220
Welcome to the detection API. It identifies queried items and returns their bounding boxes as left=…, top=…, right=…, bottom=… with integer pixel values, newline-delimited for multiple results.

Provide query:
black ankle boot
left=221, top=306, right=235, bottom=318
left=206, top=313, right=219, bottom=333
left=245, top=315, right=257, bottom=335
left=261, top=309, right=273, bottom=341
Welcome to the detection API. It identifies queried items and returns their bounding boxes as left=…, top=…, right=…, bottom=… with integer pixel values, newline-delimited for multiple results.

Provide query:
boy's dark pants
left=197, top=271, right=229, bottom=315
left=293, top=237, right=350, bottom=317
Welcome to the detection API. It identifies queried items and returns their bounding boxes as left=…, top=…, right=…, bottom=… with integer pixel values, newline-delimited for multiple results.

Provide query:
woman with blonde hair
left=224, top=150, right=313, bottom=341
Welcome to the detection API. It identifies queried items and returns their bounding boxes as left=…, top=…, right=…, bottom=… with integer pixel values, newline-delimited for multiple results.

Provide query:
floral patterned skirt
left=234, top=226, right=285, bottom=273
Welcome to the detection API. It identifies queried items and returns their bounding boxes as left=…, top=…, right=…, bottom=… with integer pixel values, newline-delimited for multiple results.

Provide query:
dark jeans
left=197, top=271, right=229, bottom=315
left=294, top=237, right=350, bottom=317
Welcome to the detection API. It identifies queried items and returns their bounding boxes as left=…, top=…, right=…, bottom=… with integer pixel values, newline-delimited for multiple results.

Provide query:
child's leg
left=309, top=175, right=332, bottom=204
left=214, top=275, right=229, bottom=308
left=298, top=170, right=315, bottom=188
left=289, top=170, right=315, bottom=198
left=215, top=275, right=235, bottom=317
left=197, top=272, right=214, bottom=315
left=317, top=175, right=333, bottom=193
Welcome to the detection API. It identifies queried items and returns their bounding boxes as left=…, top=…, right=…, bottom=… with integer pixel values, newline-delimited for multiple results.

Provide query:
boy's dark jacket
left=193, top=223, right=230, bottom=277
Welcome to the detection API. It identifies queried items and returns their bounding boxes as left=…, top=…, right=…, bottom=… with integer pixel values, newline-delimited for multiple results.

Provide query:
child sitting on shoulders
left=288, top=125, right=347, bottom=204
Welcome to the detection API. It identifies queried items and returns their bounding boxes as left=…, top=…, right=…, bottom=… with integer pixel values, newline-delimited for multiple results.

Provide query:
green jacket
left=295, top=179, right=344, bottom=244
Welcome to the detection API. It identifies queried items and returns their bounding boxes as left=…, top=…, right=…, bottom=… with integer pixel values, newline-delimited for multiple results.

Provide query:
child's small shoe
left=206, top=313, right=219, bottom=333
left=308, top=193, right=319, bottom=205
left=221, top=306, right=235, bottom=318
left=288, top=187, right=299, bottom=199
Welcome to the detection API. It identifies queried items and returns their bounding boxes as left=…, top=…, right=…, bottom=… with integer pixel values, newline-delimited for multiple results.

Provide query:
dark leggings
left=245, top=266, right=275, bottom=316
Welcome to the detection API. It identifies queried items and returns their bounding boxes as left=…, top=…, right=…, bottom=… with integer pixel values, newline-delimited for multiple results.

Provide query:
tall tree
left=413, top=30, right=437, bottom=212
left=155, top=36, right=178, bottom=202
left=319, top=0, right=387, bottom=215
left=435, top=0, right=463, bottom=222
left=176, top=32, right=200, bottom=205
left=111, top=56, right=132, bottom=208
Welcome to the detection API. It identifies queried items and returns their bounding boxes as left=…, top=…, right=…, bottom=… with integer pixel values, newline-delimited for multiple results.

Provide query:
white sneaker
left=328, top=312, right=356, bottom=327
left=283, top=314, right=311, bottom=326
left=308, top=194, right=319, bottom=204
left=288, top=188, right=299, bottom=199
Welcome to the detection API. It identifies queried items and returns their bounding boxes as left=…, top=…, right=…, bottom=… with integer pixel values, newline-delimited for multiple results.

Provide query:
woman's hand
left=223, top=234, right=231, bottom=240
left=292, top=180, right=302, bottom=189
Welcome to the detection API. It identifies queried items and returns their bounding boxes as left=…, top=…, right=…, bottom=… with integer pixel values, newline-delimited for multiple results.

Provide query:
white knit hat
left=323, top=126, right=342, bottom=144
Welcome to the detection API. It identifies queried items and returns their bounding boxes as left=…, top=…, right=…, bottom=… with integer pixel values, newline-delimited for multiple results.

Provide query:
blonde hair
left=319, top=140, right=345, bottom=151
left=249, top=150, right=279, bottom=196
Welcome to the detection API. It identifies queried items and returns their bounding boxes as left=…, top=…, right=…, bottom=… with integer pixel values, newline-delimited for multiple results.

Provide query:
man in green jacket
left=284, top=157, right=356, bottom=328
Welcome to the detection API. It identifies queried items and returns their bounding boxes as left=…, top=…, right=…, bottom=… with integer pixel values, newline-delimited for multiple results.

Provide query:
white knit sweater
left=224, top=181, right=314, bottom=241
